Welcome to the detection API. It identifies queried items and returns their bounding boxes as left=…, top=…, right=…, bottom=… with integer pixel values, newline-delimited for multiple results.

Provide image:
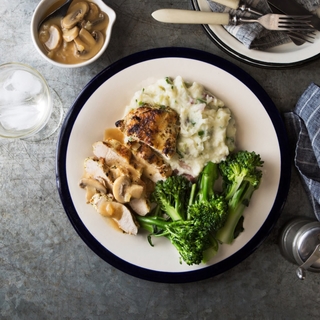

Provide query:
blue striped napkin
left=207, top=0, right=320, bottom=49
left=284, top=83, right=320, bottom=220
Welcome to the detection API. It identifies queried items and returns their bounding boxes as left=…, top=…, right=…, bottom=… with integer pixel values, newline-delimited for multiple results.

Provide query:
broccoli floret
left=188, top=162, right=227, bottom=230
left=188, top=196, right=227, bottom=232
left=218, top=151, right=263, bottom=201
left=137, top=162, right=228, bottom=265
left=216, top=151, right=263, bottom=244
left=187, top=162, right=228, bottom=261
left=136, top=193, right=227, bottom=265
left=152, top=175, right=192, bottom=221
left=136, top=214, right=212, bottom=265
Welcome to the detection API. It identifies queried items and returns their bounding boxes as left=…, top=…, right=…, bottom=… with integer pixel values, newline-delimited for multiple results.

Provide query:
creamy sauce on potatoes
left=125, top=76, right=236, bottom=177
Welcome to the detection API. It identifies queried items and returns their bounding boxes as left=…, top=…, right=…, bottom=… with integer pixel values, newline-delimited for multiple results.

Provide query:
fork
left=209, top=0, right=315, bottom=44
left=233, top=13, right=314, bottom=32
left=239, top=12, right=315, bottom=44
left=152, top=9, right=315, bottom=32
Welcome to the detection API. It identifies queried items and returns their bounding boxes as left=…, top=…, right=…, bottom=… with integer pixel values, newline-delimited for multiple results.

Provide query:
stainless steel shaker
left=279, top=217, right=320, bottom=279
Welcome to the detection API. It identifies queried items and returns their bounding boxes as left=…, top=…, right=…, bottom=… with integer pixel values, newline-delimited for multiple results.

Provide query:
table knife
left=152, top=9, right=230, bottom=25
left=268, top=0, right=320, bottom=31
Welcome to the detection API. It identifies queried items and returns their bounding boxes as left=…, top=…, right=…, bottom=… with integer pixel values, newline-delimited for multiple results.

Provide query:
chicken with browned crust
left=115, top=103, right=180, bottom=159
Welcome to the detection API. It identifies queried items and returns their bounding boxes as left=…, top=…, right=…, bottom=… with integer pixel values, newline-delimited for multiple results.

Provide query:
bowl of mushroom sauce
left=31, top=0, right=116, bottom=68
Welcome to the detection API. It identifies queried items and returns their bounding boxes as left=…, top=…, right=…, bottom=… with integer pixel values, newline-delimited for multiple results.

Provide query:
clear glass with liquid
left=0, top=62, right=62, bottom=140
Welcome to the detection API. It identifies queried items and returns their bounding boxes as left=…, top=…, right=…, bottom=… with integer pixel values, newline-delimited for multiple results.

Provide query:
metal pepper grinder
left=279, top=217, right=320, bottom=279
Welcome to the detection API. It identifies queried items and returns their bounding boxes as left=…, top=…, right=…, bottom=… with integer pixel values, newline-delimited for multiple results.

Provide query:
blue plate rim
left=56, top=47, right=291, bottom=283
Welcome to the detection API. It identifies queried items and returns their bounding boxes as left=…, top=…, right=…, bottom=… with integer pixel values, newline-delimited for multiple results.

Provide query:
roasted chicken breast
left=115, top=103, right=180, bottom=159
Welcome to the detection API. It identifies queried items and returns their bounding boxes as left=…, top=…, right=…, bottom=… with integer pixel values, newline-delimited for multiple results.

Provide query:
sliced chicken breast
left=91, top=194, right=138, bottom=235
left=92, top=139, right=143, bottom=182
left=84, top=157, right=114, bottom=190
left=127, top=141, right=172, bottom=182
left=129, top=197, right=150, bottom=216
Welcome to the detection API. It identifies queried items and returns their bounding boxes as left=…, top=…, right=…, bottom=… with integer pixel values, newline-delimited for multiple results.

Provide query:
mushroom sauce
left=38, top=0, right=109, bottom=64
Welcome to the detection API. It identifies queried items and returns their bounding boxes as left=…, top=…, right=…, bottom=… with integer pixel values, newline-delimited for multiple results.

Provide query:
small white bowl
left=31, top=0, right=116, bottom=68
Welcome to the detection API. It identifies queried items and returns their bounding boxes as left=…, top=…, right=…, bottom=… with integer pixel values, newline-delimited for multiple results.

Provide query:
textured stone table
left=1, top=1, right=320, bottom=319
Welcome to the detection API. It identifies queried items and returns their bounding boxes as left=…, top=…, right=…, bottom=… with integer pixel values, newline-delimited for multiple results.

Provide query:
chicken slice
left=127, top=141, right=172, bottom=182
left=84, top=157, right=114, bottom=190
left=92, top=139, right=143, bottom=182
left=115, top=103, right=180, bottom=159
left=129, top=197, right=150, bottom=216
left=91, top=194, right=138, bottom=235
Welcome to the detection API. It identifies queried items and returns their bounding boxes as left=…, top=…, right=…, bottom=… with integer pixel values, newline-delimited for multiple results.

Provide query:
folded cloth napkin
left=284, top=83, right=320, bottom=221
left=207, top=0, right=320, bottom=50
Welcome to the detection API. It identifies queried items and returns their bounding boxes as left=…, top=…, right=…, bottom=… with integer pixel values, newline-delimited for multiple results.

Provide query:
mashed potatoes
left=125, top=76, right=236, bottom=177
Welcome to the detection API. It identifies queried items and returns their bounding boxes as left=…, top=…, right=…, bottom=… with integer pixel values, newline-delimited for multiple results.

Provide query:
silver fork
left=210, top=1, right=315, bottom=43
left=232, top=14, right=314, bottom=32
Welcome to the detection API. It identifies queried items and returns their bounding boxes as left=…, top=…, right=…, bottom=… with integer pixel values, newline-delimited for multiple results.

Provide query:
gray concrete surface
left=1, top=0, right=320, bottom=319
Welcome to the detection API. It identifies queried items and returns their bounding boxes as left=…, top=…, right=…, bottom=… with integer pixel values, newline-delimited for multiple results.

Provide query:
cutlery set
left=152, top=0, right=319, bottom=44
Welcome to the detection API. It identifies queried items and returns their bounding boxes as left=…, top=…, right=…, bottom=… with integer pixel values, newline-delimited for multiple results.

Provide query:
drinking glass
left=0, top=62, right=63, bottom=141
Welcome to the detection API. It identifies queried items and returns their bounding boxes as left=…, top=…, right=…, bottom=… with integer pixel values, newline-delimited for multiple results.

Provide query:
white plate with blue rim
left=192, top=0, right=320, bottom=68
left=56, top=47, right=291, bottom=283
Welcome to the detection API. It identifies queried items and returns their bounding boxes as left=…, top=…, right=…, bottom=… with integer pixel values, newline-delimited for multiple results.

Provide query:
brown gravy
left=104, top=128, right=124, bottom=143
left=38, top=0, right=109, bottom=64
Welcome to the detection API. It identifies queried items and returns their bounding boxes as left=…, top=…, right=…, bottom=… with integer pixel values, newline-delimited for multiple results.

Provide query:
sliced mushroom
left=78, top=28, right=96, bottom=46
left=84, top=185, right=97, bottom=203
left=83, top=12, right=109, bottom=31
left=86, top=2, right=100, bottom=21
left=112, top=175, right=144, bottom=203
left=76, top=30, right=104, bottom=60
left=62, top=26, right=80, bottom=42
left=74, top=28, right=96, bottom=52
left=79, top=177, right=107, bottom=203
left=79, top=177, right=107, bottom=192
left=44, top=25, right=62, bottom=51
left=74, top=36, right=86, bottom=52
left=62, top=1, right=89, bottom=29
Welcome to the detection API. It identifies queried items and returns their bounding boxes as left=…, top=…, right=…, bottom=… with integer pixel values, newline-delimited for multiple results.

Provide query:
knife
left=152, top=9, right=230, bottom=25
left=268, top=0, right=320, bottom=31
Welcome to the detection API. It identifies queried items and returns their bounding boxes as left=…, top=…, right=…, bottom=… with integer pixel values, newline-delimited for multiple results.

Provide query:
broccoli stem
left=202, top=234, right=219, bottom=263
left=166, top=203, right=184, bottom=221
left=194, top=161, right=218, bottom=204
left=216, top=181, right=256, bottom=244
left=136, top=216, right=169, bottom=231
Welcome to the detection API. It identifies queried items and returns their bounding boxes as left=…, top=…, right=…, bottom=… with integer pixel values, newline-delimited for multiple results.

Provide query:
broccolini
left=136, top=162, right=228, bottom=265
left=216, top=151, right=263, bottom=244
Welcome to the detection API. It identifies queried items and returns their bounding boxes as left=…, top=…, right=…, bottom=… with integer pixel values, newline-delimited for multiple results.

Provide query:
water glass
left=0, top=62, right=62, bottom=140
